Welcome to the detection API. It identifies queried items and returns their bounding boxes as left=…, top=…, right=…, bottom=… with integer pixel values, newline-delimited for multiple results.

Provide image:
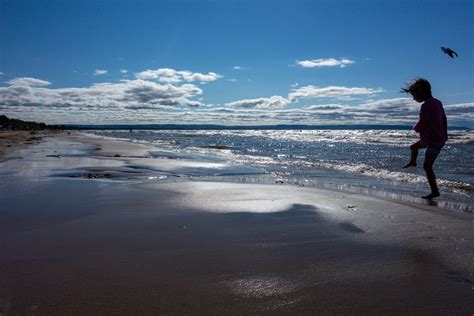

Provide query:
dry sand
left=0, top=132, right=473, bottom=315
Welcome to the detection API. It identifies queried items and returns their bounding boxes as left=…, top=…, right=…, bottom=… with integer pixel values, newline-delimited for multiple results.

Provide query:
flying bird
left=441, top=47, right=458, bottom=58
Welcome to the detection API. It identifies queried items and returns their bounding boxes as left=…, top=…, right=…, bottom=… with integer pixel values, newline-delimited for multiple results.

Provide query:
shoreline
left=0, top=132, right=473, bottom=314
left=82, top=129, right=474, bottom=214
left=0, top=130, right=60, bottom=162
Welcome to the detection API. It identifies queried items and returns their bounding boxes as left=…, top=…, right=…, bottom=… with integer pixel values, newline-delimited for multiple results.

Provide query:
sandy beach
left=0, top=130, right=58, bottom=163
left=0, top=131, right=473, bottom=315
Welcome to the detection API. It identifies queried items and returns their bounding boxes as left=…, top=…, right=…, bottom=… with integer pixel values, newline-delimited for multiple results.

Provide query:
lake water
left=88, top=128, right=474, bottom=213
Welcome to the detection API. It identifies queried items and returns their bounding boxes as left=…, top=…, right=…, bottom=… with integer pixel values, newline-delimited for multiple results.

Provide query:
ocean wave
left=305, top=161, right=474, bottom=191
left=86, top=130, right=474, bottom=192
left=90, top=128, right=474, bottom=147
left=175, top=129, right=473, bottom=146
left=224, top=151, right=473, bottom=191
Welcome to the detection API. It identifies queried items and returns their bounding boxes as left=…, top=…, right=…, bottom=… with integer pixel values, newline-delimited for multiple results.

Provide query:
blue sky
left=1, top=0, right=473, bottom=126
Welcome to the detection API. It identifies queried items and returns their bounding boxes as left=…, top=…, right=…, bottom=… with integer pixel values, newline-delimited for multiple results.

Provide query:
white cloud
left=135, top=68, right=222, bottom=83
left=0, top=77, right=203, bottom=109
left=233, top=66, right=242, bottom=70
left=120, top=69, right=128, bottom=74
left=0, top=72, right=4, bottom=75
left=225, top=95, right=290, bottom=109
left=306, top=104, right=348, bottom=112
left=123, top=104, right=175, bottom=110
left=294, top=98, right=420, bottom=123
left=297, top=58, right=355, bottom=68
left=356, top=98, right=419, bottom=114
left=94, top=69, right=108, bottom=76
left=225, top=85, right=383, bottom=109
left=7, top=77, right=52, bottom=87
left=289, top=85, right=383, bottom=101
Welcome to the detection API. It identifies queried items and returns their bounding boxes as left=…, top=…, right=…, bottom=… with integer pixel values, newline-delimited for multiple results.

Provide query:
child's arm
left=414, top=103, right=430, bottom=145
left=414, top=103, right=429, bottom=132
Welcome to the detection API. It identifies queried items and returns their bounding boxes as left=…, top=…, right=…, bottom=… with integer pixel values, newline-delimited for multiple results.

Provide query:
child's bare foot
left=402, top=162, right=417, bottom=168
left=422, top=192, right=440, bottom=199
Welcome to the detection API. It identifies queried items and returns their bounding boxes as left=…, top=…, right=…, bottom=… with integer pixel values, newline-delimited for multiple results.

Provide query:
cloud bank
left=0, top=78, right=204, bottom=109
left=1, top=70, right=472, bottom=128
left=2, top=91, right=472, bottom=127
left=224, top=85, right=384, bottom=110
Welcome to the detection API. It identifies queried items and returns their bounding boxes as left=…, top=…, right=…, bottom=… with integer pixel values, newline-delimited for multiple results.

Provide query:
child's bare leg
left=422, top=153, right=440, bottom=199
left=403, top=141, right=421, bottom=168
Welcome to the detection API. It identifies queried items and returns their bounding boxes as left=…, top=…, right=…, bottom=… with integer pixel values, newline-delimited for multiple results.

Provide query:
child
left=401, top=78, right=448, bottom=199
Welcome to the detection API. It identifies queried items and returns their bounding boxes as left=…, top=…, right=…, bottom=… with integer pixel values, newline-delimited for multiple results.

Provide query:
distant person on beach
left=401, top=78, right=448, bottom=199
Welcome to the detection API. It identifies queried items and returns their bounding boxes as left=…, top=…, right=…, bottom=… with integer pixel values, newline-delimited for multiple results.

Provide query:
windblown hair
left=401, top=78, right=432, bottom=99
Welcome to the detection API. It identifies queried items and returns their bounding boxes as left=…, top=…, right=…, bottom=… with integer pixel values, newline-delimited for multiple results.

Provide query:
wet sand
left=0, top=130, right=58, bottom=162
left=0, top=133, right=473, bottom=315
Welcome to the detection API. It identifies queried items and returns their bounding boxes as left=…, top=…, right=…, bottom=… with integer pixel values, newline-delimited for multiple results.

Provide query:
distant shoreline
left=2, top=115, right=471, bottom=131
left=53, top=124, right=471, bottom=131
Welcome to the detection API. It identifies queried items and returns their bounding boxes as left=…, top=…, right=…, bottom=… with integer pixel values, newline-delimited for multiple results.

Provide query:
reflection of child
left=401, top=78, right=448, bottom=199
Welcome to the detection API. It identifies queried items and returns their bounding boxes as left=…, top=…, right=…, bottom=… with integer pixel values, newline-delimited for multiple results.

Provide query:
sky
left=0, top=0, right=473, bottom=127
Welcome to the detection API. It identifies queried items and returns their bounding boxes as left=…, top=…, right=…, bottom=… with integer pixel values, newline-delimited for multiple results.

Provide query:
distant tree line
left=0, top=115, right=63, bottom=130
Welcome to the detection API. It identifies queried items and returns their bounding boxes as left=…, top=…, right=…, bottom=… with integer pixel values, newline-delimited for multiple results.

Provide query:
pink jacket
left=414, top=98, right=448, bottom=146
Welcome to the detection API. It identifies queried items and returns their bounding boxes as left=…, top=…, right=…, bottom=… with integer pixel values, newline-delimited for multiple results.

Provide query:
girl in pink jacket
left=401, top=78, right=448, bottom=199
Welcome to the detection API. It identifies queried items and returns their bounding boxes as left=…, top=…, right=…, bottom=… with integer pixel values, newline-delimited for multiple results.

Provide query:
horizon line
left=56, top=123, right=471, bottom=130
